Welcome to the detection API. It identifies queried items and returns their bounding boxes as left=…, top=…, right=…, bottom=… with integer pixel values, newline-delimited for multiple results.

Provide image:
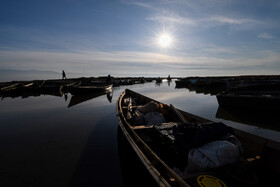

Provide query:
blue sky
left=0, top=0, right=280, bottom=78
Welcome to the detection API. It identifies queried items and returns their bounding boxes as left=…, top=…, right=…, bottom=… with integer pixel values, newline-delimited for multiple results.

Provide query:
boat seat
left=132, top=122, right=180, bottom=130
left=132, top=125, right=154, bottom=130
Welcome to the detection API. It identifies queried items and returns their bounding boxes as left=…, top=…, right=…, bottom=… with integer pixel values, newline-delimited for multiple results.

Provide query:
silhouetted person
left=106, top=74, right=111, bottom=85
left=62, top=70, right=67, bottom=79
left=167, top=75, right=171, bottom=81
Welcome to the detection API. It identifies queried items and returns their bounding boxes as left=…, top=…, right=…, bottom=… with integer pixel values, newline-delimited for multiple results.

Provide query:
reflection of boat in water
left=68, top=90, right=113, bottom=108
left=216, top=106, right=280, bottom=131
left=217, top=92, right=280, bottom=110
left=117, top=89, right=280, bottom=187
left=68, top=84, right=113, bottom=95
left=117, top=126, right=158, bottom=187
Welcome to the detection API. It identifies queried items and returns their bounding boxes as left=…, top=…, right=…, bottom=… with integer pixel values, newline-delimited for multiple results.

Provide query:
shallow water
left=0, top=81, right=279, bottom=186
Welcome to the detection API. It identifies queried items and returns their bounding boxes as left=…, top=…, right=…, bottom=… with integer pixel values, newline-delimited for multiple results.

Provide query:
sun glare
left=158, top=33, right=172, bottom=48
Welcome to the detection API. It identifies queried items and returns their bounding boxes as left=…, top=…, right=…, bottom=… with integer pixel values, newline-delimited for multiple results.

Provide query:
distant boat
left=0, top=82, right=22, bottom=93
left=117, top=89, right=280, bottom=187
left=68, top=84, right=113, bottom=95
left=175, top=78, right=190, bottom=88
left=61, top=81, right=81, bottom=93
left=40, top=81, right=63, bottom=97
left=216, top=84, right=280, bottom=110
left=155, top=77, right=162, bottom=83
left=0, top=82, right=35, bottom=98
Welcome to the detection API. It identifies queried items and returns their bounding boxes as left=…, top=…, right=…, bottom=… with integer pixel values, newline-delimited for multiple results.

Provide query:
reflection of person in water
left=64, top=93, right=68, bottom=101
left=107, top=92, right=113, bottom=103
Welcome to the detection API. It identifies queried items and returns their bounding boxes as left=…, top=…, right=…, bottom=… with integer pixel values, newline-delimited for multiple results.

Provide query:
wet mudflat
left=0, top=80, right=279, bottom=187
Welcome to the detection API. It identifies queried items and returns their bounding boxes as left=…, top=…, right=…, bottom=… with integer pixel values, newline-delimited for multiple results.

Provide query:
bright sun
left=158, top=33, right=172, bottom=48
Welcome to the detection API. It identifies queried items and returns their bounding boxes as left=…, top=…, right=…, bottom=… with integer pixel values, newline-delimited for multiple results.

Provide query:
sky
left=0, top=0, right=280, bottom=79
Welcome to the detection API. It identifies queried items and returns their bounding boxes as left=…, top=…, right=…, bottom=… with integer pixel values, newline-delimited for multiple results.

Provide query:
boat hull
left=69, top=84, right=112, bottom=95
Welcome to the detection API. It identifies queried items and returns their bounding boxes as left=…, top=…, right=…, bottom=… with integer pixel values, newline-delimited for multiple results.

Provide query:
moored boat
left=0, top=83, right=20, bottom=92
left=61, top=81, right=81, bottom=93
left=156, top=77, right=163, bottom=83
left=117, top=89, right=280, bottom=187
left=0, top=82, right=35, bottom=98
left=216, top=84, right=280, bottom=110
left=68, top=84, right=113, bottom=95
left=40, top=81, right=63, bottom=97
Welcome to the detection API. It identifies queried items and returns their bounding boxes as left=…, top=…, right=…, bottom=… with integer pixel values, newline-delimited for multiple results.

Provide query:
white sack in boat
left=137, top=101, right=159, bottom=114
left=187, top=140, right=241, bottom=173
left=132, top=110, right=145, bottom=125
left=144, top=112, right=166, bottom=126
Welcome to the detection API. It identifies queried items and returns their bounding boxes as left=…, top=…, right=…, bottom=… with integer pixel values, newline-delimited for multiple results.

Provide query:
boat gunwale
left=72, top=84, right=113, bottom=90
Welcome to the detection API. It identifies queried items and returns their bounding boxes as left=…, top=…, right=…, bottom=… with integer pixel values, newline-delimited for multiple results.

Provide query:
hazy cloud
left=147, top=15, right=196, bottom=26
left=208, top=16, right=258, bottom=25
left=258, top=33, right=275, bottom=39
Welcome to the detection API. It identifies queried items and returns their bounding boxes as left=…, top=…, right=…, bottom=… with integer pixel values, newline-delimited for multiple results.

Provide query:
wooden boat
left=68, top=84, right=113, bottom=95
left=117, top=89, right=280, bottom=187
left=175, top=79, right=190, bottom=88
left=0, top=82, right=34, bottom=98
left=40, top=81, right=63, bottom=97
left=61, top=81, right=81, bottom=93
left=0, top=83, right=20, bottom=92
left=156, top=78, right=163, bottom=83
left=216, top=88, right=280, bottom=110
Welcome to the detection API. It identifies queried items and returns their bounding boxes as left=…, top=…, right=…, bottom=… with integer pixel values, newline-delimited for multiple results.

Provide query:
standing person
left=106, top=74, right=111, bottom=85
left=62, top=70, right=67, bottom=79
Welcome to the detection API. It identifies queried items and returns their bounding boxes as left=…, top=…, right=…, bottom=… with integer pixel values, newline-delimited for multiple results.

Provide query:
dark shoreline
left=1, top=74, right=280, bottom=85
left=1, top=75, right=280, bottom=99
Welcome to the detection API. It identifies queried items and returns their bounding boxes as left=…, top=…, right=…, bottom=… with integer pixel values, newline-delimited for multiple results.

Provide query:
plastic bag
left=187, top=140, right=241, bottom=173
left=144, top=112, right=166, bottom=126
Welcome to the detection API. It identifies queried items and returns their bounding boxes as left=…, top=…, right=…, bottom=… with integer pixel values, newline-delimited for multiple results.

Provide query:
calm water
left=0, top=81, right=279, bottom=187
